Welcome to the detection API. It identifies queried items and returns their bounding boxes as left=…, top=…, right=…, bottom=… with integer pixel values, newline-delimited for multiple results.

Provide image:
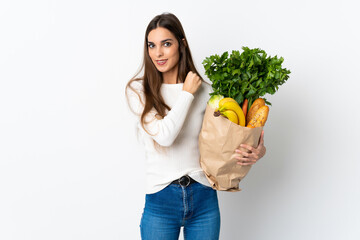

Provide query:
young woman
left=125, top=12, right=266, bottom=240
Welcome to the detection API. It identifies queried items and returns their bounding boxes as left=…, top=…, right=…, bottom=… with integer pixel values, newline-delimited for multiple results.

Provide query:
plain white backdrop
left=1, top=0, right=359, bottom=239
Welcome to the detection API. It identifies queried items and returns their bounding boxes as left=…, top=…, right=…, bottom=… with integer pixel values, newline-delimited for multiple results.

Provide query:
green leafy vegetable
left=202, top=46, right=291, bottom=108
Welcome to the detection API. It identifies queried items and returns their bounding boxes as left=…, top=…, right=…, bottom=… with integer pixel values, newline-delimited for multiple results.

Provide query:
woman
left=125, top=12, right=266, bottom=240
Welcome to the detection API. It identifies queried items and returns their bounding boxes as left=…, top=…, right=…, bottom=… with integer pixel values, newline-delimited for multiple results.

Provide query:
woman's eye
left=148, top=43, right=154, bottom=48
left=164, top=42, right=171, bottom=47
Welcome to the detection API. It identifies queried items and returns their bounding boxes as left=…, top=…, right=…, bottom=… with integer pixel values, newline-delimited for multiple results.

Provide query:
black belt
left=171, top=175, right=196, bottom=187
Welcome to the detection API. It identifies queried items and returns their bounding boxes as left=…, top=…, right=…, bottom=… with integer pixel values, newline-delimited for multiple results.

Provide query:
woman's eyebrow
left=148, top=38, right=174, bottom=44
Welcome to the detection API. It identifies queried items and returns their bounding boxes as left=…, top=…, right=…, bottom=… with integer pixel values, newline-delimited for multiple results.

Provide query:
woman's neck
left=162, top=66, right=179, bottom=84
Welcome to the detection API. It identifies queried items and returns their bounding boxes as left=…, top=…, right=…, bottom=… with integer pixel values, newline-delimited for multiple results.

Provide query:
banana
left=219, top=101, right=246, bottom=126
left=218, top=98, right=238, bottom=108
left=220, top=109, right=239, bottom=124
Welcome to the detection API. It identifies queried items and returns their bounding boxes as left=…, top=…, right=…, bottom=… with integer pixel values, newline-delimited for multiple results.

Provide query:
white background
left=1, top=0, right=359, bottom=239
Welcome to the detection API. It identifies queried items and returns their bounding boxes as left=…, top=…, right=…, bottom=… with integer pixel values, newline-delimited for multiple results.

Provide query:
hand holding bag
left=199, top=104, right=263, bottom=192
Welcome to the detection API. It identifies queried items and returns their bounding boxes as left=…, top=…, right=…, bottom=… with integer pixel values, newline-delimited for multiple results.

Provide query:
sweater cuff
left=180, top=90, right=195, bottom=101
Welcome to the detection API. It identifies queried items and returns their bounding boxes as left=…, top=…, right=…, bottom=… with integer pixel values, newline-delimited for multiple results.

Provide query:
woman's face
left=147, top=27, right=180, bottom=74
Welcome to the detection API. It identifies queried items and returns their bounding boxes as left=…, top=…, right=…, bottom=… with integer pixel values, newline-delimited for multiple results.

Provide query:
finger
left=235, top=150, right=250, bottom=157
left=238, top=149, right=260, bottom=160
left=235, top=156, right=259, bottom=162
left=237, top=160, right=256, bottom=166
left=240, top=144, right=255, bottom=152
left=235, top=157, right=256, bottom=163
left=235, top=156, right=255, bottom=162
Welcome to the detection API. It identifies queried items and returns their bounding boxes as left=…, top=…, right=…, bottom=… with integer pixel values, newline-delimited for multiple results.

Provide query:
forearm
left=144, top=90, right=194, bottom=146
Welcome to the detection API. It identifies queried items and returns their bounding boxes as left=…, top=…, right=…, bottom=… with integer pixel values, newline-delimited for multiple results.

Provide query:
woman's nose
left=156, top=47, right=163, bottom=57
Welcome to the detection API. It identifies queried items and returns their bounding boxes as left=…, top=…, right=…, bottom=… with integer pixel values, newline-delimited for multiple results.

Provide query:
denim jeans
left=140, top=181, right=221, bottom=240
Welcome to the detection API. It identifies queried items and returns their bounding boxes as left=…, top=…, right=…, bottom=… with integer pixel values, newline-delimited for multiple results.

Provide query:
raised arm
left=126, top=72, right=201, bottom=147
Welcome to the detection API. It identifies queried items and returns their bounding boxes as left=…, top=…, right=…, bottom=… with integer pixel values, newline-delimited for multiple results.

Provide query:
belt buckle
left=178, top=175, right=190, bottom=187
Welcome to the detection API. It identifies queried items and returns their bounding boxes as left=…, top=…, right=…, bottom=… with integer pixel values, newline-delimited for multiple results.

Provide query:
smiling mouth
left=156, top=59, right=167, bottom=65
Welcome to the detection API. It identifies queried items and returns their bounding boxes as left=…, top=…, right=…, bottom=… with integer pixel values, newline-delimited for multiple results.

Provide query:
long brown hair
left=125, top=12, right=203, bottom=149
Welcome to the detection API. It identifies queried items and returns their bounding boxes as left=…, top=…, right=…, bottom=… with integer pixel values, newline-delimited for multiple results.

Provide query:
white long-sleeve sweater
left=126, top=80, right=213, bottom=194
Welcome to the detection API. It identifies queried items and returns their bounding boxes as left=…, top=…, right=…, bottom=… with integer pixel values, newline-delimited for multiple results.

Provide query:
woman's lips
left=156, top=59, right=167, bottom=66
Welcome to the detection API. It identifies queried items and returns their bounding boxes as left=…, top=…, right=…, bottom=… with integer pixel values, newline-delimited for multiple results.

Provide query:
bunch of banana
left=214, top=98, right=246, bottom=126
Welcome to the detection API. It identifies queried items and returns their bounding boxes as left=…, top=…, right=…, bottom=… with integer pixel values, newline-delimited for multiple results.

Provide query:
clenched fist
left=182, top=71, right=202, bottom=95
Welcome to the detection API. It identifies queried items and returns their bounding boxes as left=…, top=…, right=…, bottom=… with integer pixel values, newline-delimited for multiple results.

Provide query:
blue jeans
left=140, top=182, right=221, bottom=240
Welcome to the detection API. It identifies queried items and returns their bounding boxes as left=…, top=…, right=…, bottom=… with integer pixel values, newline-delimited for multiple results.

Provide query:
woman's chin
left=156, top=68, right=166, bottom=73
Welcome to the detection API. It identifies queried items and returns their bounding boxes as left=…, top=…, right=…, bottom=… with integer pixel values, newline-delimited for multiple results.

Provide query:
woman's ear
left=182, top=38, right=187, bottom=47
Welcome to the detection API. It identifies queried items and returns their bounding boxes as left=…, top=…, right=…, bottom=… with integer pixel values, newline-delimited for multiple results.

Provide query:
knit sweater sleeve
left=126, top=81, right=194, bottom=147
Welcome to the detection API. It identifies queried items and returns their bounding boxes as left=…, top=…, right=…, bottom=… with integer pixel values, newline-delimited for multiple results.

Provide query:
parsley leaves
left=202, top=46, right=291, bottom=107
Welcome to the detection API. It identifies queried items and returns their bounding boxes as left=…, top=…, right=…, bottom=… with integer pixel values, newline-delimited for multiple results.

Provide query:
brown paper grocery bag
left=199, top=104, right=263, bottom=192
